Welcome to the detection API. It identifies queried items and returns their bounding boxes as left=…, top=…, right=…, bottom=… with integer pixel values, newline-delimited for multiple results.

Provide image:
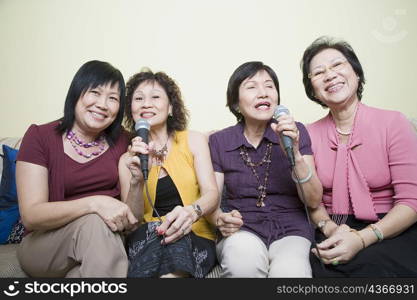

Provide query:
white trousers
left=216, top=230, right=312, bottom=278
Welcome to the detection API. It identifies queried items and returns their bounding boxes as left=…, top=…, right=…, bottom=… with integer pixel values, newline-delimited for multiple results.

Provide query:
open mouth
left=254, top=102, right=271, bottom=110
left=326, top=82, right=344, bottom=93
left=89, top=111, right=107, bottom=120
left=140, top=112, right=156, bottom=118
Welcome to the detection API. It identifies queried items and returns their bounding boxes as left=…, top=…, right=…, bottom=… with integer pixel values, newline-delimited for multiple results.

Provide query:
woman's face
left=130, top=81, right=172, bottom=128
left=309, top=48, right=359, bottom=108
left=238, top=70, right=279, bottom=123
left=73, top=82, right=120, bottom=135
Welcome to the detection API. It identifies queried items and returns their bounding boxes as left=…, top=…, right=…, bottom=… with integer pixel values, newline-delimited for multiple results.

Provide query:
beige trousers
left=17, top=214, right=128, bottom=278
left=217, top=230, right=312, bottom=278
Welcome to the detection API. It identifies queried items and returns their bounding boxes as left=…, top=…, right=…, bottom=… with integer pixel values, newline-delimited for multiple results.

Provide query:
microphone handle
left=136, top=127, right=149, bottom=180
left=281, top=135, right=295, bottom=167
left=139, top=153, right=149, bottom=180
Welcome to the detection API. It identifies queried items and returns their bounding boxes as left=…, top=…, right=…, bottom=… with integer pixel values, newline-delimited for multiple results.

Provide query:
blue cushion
left=0, top=145, right=19, bottom=208
left=0, top=204, right=19, bottom=244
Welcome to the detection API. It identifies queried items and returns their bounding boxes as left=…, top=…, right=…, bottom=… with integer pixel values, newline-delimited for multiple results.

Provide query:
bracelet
left=317, top=219, right=332, bottom=232
left=350, top=229, right=365, bottom=249
left=368, top=224, right=384, bottom=242
left=291, top=164, right=313, bottom=184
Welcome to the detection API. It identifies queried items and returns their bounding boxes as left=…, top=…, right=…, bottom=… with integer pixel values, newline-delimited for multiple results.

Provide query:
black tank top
left=152, top=175, right=183, bottom=217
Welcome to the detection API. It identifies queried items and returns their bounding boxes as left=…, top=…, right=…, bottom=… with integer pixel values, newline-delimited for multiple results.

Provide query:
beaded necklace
left=66, top=130, right=106, bottom=159
left=152, top=143, right=168, bottom=166
left=239, top=142, right=273, bottom=207
left=150, top=137, right=169, bottom=166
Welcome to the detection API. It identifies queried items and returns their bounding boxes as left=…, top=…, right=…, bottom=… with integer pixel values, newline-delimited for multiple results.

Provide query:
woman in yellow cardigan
left=118, top=69, right=218, bottom=278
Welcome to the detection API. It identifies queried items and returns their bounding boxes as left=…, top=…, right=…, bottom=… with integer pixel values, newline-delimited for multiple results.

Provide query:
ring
left=331, top=260, right=339, bottom=266
left=182, top=228, right=186, bottom=235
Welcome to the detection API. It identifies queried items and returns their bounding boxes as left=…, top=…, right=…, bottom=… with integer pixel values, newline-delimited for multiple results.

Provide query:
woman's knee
left=217, top=231, right=268, bottom=277
left=72, top=214, right=117, bottom=241
left=269, top=256, right=312, bottom=278
left=71, top=214, right=125, bottom=260
left=268, top=236, right=312, bottom=277
left=75, top=214, right=108, bottom=231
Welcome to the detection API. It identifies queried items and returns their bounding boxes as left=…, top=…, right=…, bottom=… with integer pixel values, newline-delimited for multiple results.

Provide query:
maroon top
left=17, top=120, right=129, bottom=203
left=209, top=120, right=314, bottom=246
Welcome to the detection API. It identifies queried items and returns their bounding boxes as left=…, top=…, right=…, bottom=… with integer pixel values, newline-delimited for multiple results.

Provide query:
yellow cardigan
left=142, top=130, right=216, bottom=241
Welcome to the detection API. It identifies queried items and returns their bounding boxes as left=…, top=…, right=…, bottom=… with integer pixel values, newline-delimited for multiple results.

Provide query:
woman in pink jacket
left=301, top=36, right=417, bottom=277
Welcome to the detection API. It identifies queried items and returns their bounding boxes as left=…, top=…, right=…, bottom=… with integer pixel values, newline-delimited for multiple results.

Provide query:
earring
left=357, top=76, right=360, bottom=81
left=235, top=106, right=241, bottom=114
left=168, top=111, right=173, bottom=117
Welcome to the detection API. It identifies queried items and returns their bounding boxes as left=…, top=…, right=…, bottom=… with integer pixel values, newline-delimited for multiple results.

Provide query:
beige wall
left=1, top=0, right=416, bottom=137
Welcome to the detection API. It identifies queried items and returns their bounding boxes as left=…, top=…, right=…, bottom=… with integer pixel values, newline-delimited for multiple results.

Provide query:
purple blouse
left=209, top=120, right=314, bottom=246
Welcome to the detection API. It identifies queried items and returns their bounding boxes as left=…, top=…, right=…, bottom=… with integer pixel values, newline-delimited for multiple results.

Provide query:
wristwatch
left=317, top=219, right=331, bottom=231
left=191, top=204, right=203, bottom=219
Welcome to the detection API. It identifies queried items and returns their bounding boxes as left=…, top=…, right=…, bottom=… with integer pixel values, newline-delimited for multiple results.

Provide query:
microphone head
left=135, top=119, right=150, bottom=132
left=273, top=105, right=290, bottom=119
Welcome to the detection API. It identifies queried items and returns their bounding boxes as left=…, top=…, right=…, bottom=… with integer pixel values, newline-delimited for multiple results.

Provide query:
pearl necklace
left=335, top=127, right=351, bottom=136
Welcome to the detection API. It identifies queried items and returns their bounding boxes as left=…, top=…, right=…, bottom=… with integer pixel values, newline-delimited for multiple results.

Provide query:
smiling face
left=73, top=82, right=120, bottom=136
left=130, top=80, right=172, bottom=128
left=238, top=70, right=279, bottom=123
left=309, top=48, right=359, bottom=108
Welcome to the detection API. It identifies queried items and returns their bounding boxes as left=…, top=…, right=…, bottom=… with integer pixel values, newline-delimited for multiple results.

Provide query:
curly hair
left=300, top=36, right=365, bottom=108
left=124, top=70, right=189, bottom=135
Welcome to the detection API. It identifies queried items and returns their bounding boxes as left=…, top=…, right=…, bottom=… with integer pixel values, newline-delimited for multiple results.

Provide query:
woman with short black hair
left=208, top=61, right=322, bottom=277
left=16, top=60, right=135, bottom=277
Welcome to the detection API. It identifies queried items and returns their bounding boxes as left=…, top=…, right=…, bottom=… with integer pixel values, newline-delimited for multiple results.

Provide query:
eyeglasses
left=308, top=59, right=348, bottom=81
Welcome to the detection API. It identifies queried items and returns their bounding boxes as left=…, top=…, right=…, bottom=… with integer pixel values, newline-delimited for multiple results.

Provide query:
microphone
left=134, top=119, right=150, bottom=180
left=273, top=105, right=295, bottom=167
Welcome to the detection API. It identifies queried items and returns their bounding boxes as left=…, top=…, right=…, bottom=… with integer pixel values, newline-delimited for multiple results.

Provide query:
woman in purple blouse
left=208, top=61, right=323, bottom=277
left=302, top=36, right=417, bottom=277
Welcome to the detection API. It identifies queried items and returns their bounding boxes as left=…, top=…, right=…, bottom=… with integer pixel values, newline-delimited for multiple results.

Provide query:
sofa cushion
left=205, top=264, right=222, bottom=278
left=0, top=243, right=26, bottom=277
left=0, top=205, right=20, bottom=244
left=0, top=138, right=22, bottom=180
left=0, top=145, right=19, bottom=208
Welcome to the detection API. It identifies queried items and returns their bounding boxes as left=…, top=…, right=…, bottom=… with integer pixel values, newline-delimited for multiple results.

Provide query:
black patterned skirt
left=126, top=222, right=217, bottom=278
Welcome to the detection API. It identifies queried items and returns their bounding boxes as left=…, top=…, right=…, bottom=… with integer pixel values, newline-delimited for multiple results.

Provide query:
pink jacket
left=307, top=103, right=417, bottom=221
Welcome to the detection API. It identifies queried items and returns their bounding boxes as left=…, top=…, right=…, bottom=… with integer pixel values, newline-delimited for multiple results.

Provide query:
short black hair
left=300, top=36, right=365, bottom=107
left=227, top=61, right=280, bottom=122
left=56, top=60, right=126, bottom=145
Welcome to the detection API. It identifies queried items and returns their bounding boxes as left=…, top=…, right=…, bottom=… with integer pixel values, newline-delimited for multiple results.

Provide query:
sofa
left=1, top=118, right=416, bottom=278
left=0, top=137, right=26, bottom=277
